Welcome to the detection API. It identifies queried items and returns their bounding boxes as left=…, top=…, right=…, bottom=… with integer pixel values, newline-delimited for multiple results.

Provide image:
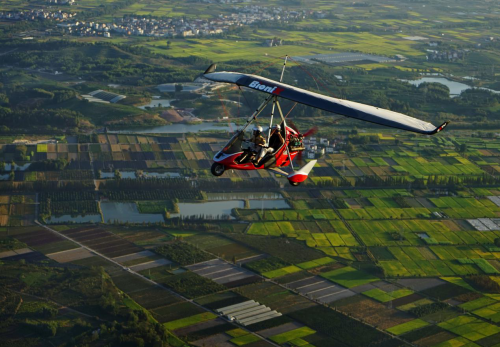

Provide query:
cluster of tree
left=243, top=256, right=289, bottom=274
left=347, top=135, right=381, bottom=145
left=311, top=173, right=500, bottom=189
left=228, top=234, right=323, bottom=264
left=22, top=321, right=58, bottom=337
left=101, top=189, right=202, bottom=201
left=162, top=271, right=226, bottom=299
left=0, top=180, right=95, bottom=192
left=29, top=159, right=70, bottom=171
left=408, top=302, right=448, bottom=317
left=393, top=196, right=410, bottom=208
left=464, top=275, right=500, bottom=293
left=0, top=108, right=82, bottom=132
left=78, top=0, right=139, bottom=20
left=100, top=177, right=193, bottom=191
left=1, top=262, right=177, bottom=346
left=155, top=241, right=213, bottom=266
left=0, top=40, right=199, bottom=85
left=40, top=200, right=99, bottom=219
left=288, top=305, right=401, bottom=347
left=197, top=178, right=279, bottom=190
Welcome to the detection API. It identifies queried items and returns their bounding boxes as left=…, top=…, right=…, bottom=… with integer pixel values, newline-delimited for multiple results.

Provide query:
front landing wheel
left=211, top=163, right=225, bottom=177
left=289, top=181, right=300, bottom=186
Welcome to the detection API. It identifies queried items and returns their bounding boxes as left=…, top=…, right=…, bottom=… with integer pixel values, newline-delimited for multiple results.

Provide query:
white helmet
left=274, top=124, right=281, bottom=131
left=253, top=126, right=263, bottom=132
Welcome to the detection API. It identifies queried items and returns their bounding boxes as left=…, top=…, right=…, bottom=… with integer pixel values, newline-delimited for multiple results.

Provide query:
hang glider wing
left=203, top=64, right=448, bottom=135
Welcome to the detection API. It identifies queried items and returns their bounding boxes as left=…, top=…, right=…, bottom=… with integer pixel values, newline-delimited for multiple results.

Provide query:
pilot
left=251, top=126, right=266, bottom=149
left=237, top=126, right=265, bottom=164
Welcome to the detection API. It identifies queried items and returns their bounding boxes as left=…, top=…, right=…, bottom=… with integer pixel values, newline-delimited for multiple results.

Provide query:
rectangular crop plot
left=321, top=266, right=379, bottom=288
left=186, top=258, right=255, bottom=285
left=129, top=287, right=181, bottom=310
left=263, top=265, right=301, bottom=279
left=46, top=247, right=94, bottom=263
left=287, top=276, right=356, bottom=303
left=112, top=250, right=156, bottom=263
left=164, top=312, right=217, bottom=330
left=130, top=259, right=172, bottom=271
left=270, top=326, right=316, bottom=344
left=386, top=319, right=429, bottom=335
left=297, top=257, right=335, bottom=270
left=438, top=316, right=500, bottom=341
left=229, top=334, right=261, bottom=346
left=363, top=288, right=413, bottom=303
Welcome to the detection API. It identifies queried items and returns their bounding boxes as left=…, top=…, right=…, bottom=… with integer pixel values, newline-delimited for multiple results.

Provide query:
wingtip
left=429, top=121, right=450, bottom=135
left=204, top=64, right=217, bottom=75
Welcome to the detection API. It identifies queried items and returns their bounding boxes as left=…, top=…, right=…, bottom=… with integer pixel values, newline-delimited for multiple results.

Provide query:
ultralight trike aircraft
left=203, top=58, right=449, bottom=186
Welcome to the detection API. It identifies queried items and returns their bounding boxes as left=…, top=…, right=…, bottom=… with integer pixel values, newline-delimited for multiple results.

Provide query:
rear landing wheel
left=211, top=163, right=225, bottom=177
left=289, top=181, right=300, bottom=186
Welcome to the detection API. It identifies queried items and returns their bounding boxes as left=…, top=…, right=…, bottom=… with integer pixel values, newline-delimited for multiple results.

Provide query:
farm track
left=34, top=220, right=281, bottom=347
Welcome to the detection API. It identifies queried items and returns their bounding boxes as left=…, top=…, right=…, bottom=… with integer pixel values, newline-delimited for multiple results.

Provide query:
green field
left=164, top=312, right=217, bottom=330
left=321, top=267, right=379, bottom=288
left=386, top=319, right=429, bottom=335
left=270, top=327, right=316, bottom=344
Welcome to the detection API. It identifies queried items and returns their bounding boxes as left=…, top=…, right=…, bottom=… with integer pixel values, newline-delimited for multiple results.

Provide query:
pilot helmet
left=253, top=126, right=263, bottom=134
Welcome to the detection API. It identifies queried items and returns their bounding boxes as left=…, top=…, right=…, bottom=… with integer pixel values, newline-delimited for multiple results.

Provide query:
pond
left=170, top=201, right=243, bottom=220
left=248, top=199, right=290, bottom=209
left=101, top=202, right=164, bottom=224
left=100, top=171, right=181, bottom=179
left=138, top=99, right=175, bottom=110
left=157, top=83, right=208, bottom=93
left=169, top=199, right=290, bottom=220
left=206, top=192, right=284, bottom=200
left=417, top=232, right=430, bottom=239
left=100, top=171, right=136, bottom=179
left=142, top=172, right=181, bottom=178
left=3, top=163, right=31, bottom=171
left=110, top=122, right=237, bottom=134
left=45, top=214, right=102, bottom=224
left=402, top=77, right=500, bottom=97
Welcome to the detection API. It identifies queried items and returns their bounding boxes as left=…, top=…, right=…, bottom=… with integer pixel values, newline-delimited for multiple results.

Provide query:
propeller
left=294, top=126, right=317, bottom=166
left=302, top=126, right=318, bottom=138
left=288, top=120, right=300, bottom=133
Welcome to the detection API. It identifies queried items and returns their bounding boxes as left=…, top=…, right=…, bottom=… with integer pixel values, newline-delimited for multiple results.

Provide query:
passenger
left=269, top=124, right=284, bottom=149
left=254, top=125, right=282, bottom=166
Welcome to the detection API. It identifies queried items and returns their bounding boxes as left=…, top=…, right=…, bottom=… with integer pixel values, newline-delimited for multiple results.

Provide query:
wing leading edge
left=203, top=64, right=449, bottom=135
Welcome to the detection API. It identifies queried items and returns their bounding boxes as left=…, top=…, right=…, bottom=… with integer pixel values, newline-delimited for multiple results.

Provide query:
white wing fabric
left=204, top=64, right=448, bottom=135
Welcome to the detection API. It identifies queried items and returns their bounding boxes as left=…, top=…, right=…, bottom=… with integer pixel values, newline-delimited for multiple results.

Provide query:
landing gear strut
left=211, top=163, right=225, bottom=177
left=289, top=181, right=300, bottom=186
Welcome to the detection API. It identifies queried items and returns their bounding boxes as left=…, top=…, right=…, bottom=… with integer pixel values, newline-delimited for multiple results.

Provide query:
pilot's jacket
left=251, top=134, right=266, bottom=147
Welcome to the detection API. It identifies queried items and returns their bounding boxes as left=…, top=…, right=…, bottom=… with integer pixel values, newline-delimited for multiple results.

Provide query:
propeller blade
left=288, top=120, right=299, bottom=133
left=303, top=126, right=318, bottom=138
